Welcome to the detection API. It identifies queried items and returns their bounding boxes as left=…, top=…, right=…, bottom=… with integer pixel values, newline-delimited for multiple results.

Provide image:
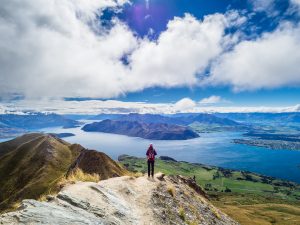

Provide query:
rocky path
left=0, top=174, right=239, bottom=225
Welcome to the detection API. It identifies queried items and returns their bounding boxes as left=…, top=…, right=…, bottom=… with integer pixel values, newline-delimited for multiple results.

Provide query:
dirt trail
left=96, top=175, right=159, bottom=225
left=0, top=173, right=239, bottom=225
left=57, top=174, right=161, bottom=225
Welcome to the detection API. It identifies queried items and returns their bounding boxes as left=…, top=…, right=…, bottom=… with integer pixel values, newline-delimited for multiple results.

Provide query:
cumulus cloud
left=206, top=22, right=300, bottom=91
left=1, top=0, right=298, bottom=100
left=0, top=0, right=242, bottom=99
left=174, top=98, right=196, bottom=111
left=125, top=13, right=230, bottom=91
left=0, top=0, right=136, bottom=98
left=199, top=95, right=224, bottom=104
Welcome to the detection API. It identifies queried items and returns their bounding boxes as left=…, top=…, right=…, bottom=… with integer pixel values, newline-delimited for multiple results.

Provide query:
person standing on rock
left=146, top=144, right=157, bottom=178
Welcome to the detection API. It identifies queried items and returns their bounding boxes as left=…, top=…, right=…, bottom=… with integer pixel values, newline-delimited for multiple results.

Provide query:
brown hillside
left=68, top=149, right=127, bottom=180
left=0, top=133, right=127, bottom=212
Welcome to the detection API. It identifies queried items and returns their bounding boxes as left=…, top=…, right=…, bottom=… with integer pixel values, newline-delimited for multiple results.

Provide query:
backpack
left=148, top=150, right=155, bottom=161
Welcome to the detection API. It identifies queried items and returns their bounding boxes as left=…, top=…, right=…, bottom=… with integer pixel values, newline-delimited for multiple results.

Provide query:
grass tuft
left=57, top=168, right=100, bottom=189
left=187, top=220, right=198, bottom=225
left=167, top=185, right=175, bottom=197
left=179, top=206, right=186, bottom=221
left=210, top=205, right=221, bottom=219
left=11, top=201, right=21, bottom=211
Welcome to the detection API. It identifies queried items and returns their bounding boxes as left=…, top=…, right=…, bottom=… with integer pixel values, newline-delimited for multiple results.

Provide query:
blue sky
left=105, top=0, right=299, bottom=107
left=0, top=0, right=300, bottom=113
left=115, top=86, right=300, bottom=107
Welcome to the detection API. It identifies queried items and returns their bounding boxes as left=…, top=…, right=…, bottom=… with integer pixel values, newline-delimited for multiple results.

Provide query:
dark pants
left=148, top=160, right=154, bottom=177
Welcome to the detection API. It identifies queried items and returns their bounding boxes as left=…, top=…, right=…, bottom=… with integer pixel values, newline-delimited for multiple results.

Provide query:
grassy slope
left=0, top=133, right=82, bottom=211
left=0, top=133, right=129, bottom=213
left=119, top=155, right=300, bottom=225
left=68, top=149, right=128, bottom=180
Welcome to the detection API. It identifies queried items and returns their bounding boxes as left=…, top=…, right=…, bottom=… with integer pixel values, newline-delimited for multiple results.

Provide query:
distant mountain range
left=91, top=113, right=240, bottom=126
left=0, top=113, right=80, bottom=129
left=0, top=123, right=26, bottom=139
left=0, top=133, right=127, bottom=211
left=82, top=119, right=199, bottom=140
left=214, top=112, right=300, bottom=124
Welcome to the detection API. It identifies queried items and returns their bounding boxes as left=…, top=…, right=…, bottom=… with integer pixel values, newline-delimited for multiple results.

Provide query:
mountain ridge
left=82, top=119, right=200, bottom=140
left=91, top=113, right=240, bottom=126
left=0, top=113, right=80, bottom=129
left=0, top=133, right=127, bottom=211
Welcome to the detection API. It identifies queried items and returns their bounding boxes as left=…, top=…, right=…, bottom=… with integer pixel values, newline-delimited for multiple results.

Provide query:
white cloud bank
left=0, top=0, right=136, bottom=98
left=206, top=22, right=300, bottom=91
left=0, top=0, right=238, bottom=99
left=1, top=99, right=299, bottom=115
left=174, top=98, right=197, bottom=111
left=0, top=0, right=299, bottom=100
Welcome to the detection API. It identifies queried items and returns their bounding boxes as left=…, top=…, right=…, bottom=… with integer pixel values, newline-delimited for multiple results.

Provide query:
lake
left=2, top=121, right=300, bottom=183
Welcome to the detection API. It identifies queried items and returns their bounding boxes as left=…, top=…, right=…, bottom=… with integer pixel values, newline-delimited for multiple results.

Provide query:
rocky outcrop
left=0, top=174, right=239, bottom=225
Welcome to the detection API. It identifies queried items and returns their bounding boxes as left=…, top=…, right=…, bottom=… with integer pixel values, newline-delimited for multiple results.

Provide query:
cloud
left=199, top=95, right=224, bottom=104
left=1, top=0, right=298, bottom=99
left=250, top=0, right=275, bottom=12
left=290, top=0, right=300, bottom=14
left=206, top=22, right=300, bottom=91
left=125, top=13, right=231, bottom=92
left=0, top=0, right=242, bottom=99
left=292, top=0, right=300, bottom=8
left=1, top=99, right=300, bottom=114
left=0, top=0, right=136, bottom=99
left=174, top=98, right=196, bottom=111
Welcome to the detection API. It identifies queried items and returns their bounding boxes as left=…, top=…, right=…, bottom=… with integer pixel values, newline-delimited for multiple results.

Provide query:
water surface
left=1, top=122, right=300, bottom=183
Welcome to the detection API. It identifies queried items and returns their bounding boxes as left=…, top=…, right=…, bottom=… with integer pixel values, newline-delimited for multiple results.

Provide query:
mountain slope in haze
left=82, top=119, right=199, bottom=140
left=214, top=112, right=300, bottom=124
left=0, top=133, right=127, bottom=211
left=187, top=113, right=239, bottom=126
left=0, top=174, right=239, bottom=225
left=109, top=113, right=240, bottom=126
left=0, top=113, right=80, bottom=129
left=116, top=113, right=184, bottom=124
left=0, top=123, right=26, bottom=139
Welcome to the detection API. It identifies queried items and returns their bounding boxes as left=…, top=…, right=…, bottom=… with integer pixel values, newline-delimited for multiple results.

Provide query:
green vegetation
left=119, top=155, right=300, bottom=225
left=189, top=122, right=245, bottom=133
